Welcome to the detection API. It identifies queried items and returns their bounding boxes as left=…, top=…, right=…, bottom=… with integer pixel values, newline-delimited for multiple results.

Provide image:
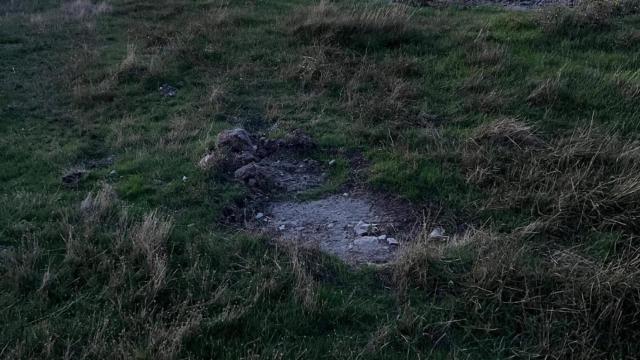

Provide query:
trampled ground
left=2, top=0, right=640, bottom=358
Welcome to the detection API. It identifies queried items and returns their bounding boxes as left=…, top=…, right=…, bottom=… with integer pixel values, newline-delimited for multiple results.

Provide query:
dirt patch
left=253, top=192, right=417, bottom=265
left=207, top=128, right=419, bottom=265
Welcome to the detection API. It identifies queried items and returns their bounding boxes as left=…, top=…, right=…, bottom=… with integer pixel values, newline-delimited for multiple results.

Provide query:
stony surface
left=258, top=193, right=413, bottom=264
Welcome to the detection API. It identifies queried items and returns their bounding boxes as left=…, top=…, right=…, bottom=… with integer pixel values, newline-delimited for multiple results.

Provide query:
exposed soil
left=211, top=128, right=419, bottom=265
left=254, top=192, right=417, bottom=265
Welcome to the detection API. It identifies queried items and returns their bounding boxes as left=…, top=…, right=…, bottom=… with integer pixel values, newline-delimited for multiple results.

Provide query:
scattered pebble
left=377, top=235, right=387, bottom=240
left=182, top=175, right=188, bottom=182
left=328, top=159, right=336, bottom=166
left=387, top=237, right=399, bottom=246
left=278, top=224, right=286, bottom=231
left=255, top=212, right=264, bottom=220
left=342, top=193, right=348, bottom=197
left=159, top=83, right=177, bottom=97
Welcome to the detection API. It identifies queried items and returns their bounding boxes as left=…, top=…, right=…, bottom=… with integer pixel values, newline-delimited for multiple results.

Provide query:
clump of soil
left=201, top=128, right=325, bottom=193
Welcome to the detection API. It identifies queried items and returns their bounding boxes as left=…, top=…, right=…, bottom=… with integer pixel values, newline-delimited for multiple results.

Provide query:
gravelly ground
left=254, top=192, right=416, bottom=265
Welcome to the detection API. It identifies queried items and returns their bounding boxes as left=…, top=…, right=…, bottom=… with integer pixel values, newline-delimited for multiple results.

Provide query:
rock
left=182, top=176, right=188, bottom=182
left=328, top=159, right=336, bottom=166
left=255, top=212, right=264, bottom=220
left=386, top=237, right=399, bottom=246
left=62, top=169, right=88, bottom=187
left=353, top=236, right=381, bottom=248
left=159, top=83, right=177, bottom=97
left=108, top=169, right=118, bottom=177
left=234, top=163, right=275, bottom=190
left=428, top=226, right=447, bottom=241
left=216, top=128, right=254, bottom=153
left=377, top=235, right=387, bottom=240
left=354, top=221, right=377, bottom=236
left=278, top=224, right=286, bottom=231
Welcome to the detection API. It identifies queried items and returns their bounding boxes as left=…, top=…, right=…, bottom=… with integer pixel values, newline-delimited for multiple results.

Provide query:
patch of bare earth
left=203, top=128, right=417, bottom=265
left=257, top=192, right=416, bottom=265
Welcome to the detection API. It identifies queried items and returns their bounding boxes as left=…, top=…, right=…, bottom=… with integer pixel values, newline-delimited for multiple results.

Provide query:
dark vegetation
left=1, top=0, right=640, bottom=358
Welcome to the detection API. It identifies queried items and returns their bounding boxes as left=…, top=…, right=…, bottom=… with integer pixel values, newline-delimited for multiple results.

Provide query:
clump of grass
left=613, top=68, right=640, bottom=100
left=289, top=1, right=417, bottom=48
left=465, top=120, right=640, bottom=236
left=62, top=0, right=111, bottom=20
left=465, top=30, right=508, bottom=69
left=394, top=218, right=640, bottom=357
left=537, top=0, right=640, bottom=36
left=289, top=44, right=422, bottom=135
left=527, top=70, right=566, bottom=106
left=131, top=211, right=174, bottom=295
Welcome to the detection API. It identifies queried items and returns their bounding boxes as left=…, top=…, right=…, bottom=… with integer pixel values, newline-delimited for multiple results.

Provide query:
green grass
left=2, top=0, right=640, bottom=358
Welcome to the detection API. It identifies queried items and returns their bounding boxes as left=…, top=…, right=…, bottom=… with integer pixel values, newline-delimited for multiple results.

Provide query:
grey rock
left=216, top=128, right=254, bottom=153
left=387, top=237, right=399, bottom=246
left=428, top=226, right=447, bottom=241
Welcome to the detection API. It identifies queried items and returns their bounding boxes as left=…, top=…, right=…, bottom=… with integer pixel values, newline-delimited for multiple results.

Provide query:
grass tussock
left=62, top=0, right=111, bottom=20
left=537, top=0, right=640, bottom=35
left=527, top=70, right=566, bottom=106
left=393, top=220, right=640, bottom=357
left=613, top=68, right=640, bottom=100
left=465, top=119, right=640, bottom=235
left=290, top=1, right=417, bottom=48
left=289, top=44, right=422, bottom=133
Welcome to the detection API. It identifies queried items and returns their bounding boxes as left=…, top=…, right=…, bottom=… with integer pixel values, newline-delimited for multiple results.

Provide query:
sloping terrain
left=2, top=0, right=640, bottom=358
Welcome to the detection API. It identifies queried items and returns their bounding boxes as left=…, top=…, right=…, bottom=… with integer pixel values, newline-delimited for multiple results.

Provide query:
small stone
left=295, top=227, right=304, bottom=231
left=387, top=237, right=399, bottom=246
left=354, top=221, right=377, bottom=236
left=327, top=223, right=334, bottom=228
left=182, top=176, right=188, bottom=182
left=255, top=212, right=264, bottom=220
left=428, top=226, right=447, bottom=240
left=278, top=224, right=286, bottom=231
left=216, top=128, right=254, bottom=153
left=343, top=193, right=348, bottom=197
left=377, top=235, right=387, bottom=240
left=328, top=159, right=336, bottom=166
left=159, top=83, right=177, bottom=97
left=109, top=170, right=117, bottom=176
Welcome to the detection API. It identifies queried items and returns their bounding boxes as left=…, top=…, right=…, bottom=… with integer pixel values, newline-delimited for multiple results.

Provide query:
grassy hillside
left=1, top=0, right=640, bottom=358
